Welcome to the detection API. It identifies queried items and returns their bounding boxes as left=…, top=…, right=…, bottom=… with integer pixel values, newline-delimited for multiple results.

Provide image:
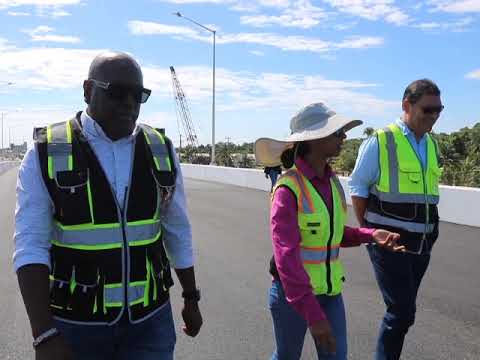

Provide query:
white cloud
left=128, top=21, right=199, bottom=37
left=414, top=17, right=474, bottom=32
left=129, top=20, right=383, bottom=53
left=0, top=0, right=81, bottom=7
left=0, top=42, right=398, bottom=144
left=7, top=11, right=31, bottom=16
left=1, top=106, right=79, bottom=146
left=0, top=0, right=80, bottom=17
left=429, top=0, right=480, bottom=13
left=23, top=25, right=81, bottom=43
left=240, top=1, right=327, bottom=29
left=323, top=0, right=410, bottom=25
left=466, top=69, right=480, bottom=79
left=249, top=50, right=265, bottom=56
left=0, top=46, right=102, bottom=89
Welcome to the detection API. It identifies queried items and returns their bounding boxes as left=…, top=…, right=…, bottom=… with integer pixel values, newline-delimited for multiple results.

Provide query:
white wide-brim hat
left=255, top=102, right=363, bottom=167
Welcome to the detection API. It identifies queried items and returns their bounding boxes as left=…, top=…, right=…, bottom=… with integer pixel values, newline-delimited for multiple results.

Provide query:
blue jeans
left=366, top=244, right=431, bottom=360
left=54, top=302, right=176, bottom=360
left=269, top=173, right=279, bottom=192
left=269, top=280, right=347, bottom=360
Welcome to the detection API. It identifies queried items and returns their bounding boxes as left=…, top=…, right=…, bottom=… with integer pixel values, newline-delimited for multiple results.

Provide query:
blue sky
left=0, top=0, right=479, bottom=147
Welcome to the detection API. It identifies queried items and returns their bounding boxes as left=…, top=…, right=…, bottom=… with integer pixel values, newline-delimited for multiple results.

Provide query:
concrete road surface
left=1, top=168, right=479, bottom=359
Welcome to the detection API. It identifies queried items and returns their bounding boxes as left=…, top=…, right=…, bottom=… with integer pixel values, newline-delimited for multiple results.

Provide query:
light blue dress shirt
left=348, top=118, right=428, bottom=198
left=13, top=111, right=193, bottom=272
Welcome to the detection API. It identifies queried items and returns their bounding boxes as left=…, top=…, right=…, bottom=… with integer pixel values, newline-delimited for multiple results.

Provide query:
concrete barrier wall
left=181, top=164, right=480, bottom=228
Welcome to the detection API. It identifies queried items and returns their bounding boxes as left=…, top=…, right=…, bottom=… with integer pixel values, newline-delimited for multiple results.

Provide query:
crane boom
left=170, top=66, right=200, bottom=162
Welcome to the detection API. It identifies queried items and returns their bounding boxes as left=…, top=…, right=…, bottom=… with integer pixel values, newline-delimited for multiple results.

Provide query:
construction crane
left=170, top=66, right=201, bottom=163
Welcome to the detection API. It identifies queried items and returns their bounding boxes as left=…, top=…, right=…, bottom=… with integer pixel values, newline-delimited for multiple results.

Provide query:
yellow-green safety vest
left=273, top=167, right=347, bottom=296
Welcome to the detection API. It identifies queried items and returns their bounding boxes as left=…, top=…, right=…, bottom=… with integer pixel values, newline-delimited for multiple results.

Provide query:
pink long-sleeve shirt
left=270, top=158, right=375, bottom=326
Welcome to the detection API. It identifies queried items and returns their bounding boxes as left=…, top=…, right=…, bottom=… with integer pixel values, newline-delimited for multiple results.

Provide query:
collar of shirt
left=396, top=117, right=427, bottom=142
left=80, top=111, right=140, bottom=144
left=295, top=157, right=333, bottom=183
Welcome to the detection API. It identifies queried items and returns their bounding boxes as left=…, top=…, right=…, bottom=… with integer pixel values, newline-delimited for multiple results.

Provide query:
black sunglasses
left=90, top=79, right=151, bottom=104
left=421, top=105, right=444, bottom=115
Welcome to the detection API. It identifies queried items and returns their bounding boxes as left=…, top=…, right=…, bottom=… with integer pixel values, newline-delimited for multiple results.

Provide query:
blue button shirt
left=348, top=118, right=428, bottom=198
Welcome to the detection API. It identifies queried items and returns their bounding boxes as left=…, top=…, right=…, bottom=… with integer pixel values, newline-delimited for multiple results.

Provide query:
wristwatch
left=32, top=327, right=60, bottom=348
left=182, top=288, right=201, bottom=302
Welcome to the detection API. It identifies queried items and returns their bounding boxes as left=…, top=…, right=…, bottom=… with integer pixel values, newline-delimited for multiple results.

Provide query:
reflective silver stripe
left=53, top=221, right=160, bottom=246
left=149, top=143, right=169, bottom=157
left=384, top=129, right=399, bottom=194
left=104, top=286, right=123, bottom=304
left=140, top=125, right=171, bottom=171
left=104, top=284, right=146, bottom=305
left=330, top=175, right=346, bottom=209
left=125, top=221, right=161, bottom=243
left=301, top=247, right=340, bottom=263
left=291, top=171, right=314, bottom=214
left=365, top=211, right=435, bottom=233
left=48, top=142, right=72, bottom=155
left=53, top=224, right=123, bottom=246
left=128, top=284, right=146, bottom=303
left=370, top=187, right=439, bottom=204
left=48, top=122, right=72, bottom=175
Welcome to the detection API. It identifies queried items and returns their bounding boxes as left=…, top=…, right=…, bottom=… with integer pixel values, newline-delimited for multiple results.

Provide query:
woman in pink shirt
left=255, top=103, right=404, bottom=360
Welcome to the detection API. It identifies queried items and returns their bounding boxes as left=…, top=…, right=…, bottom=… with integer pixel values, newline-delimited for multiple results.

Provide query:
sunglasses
left=90, top=79, right=151, bottom=104
left=421, top=105, right=444, bottom=115
left=333, top=128, right=346, bottom=138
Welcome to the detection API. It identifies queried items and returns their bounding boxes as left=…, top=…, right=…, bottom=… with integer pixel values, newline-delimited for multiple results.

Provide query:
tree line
left=179, top=123, right=480, bottom=188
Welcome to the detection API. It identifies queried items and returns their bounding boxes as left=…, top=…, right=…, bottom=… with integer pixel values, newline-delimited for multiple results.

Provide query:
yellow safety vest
left=273, top=167, right=347, bottom=295
left=366, top=123, right=441, bottom=237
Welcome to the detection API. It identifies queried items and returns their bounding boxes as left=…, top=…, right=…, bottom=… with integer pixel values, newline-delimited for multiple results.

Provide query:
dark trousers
left=366, top=244, right=431, bottom=360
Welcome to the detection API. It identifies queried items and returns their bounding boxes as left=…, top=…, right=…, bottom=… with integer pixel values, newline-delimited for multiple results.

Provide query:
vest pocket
left=54, top=170, right=92, bottom=225
left=69, top=266, right=99, bottom=317
left=50, top=278, right=71, bottom=310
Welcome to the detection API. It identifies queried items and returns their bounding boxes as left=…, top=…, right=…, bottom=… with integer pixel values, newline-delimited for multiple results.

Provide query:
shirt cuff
left=347, top=186, right=370, bottom=198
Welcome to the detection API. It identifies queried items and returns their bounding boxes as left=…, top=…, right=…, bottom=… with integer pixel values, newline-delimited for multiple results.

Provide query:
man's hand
left=181, top=301, right=203, bottom=337
left=35, top=334, right=74, bottom=360
left=309, top=319, right=336, bottom=355
left=372, top=229, right=405, bottom=252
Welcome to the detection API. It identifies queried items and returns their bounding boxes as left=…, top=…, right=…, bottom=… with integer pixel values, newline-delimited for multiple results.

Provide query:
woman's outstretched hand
left=372, top=229, right=405, bottom=252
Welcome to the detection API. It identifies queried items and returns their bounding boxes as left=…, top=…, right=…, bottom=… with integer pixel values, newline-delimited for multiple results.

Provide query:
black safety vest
left=35, top=112, right=176, bottom=324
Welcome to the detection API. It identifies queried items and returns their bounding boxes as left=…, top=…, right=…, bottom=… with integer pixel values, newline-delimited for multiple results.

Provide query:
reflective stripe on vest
left=364, top=212, right=435, bottom=233
left=47, top=120, right=73, bottom=179
left=301, top=245, right=340, bottom=264
left=140, top=125, right=172, bottom=172
left=273, top=168, right=346, bottom=295
left=52, top=220, right=162, bottom=250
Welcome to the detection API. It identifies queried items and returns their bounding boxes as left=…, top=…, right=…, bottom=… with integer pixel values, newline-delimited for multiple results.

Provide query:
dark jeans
left=269, top=280, right=347, bottom=360
left=366, top=244, right=431, bottom=360
left=269, top=172, right=280, bottom=191
left=54, top=302, right=176, bottom=360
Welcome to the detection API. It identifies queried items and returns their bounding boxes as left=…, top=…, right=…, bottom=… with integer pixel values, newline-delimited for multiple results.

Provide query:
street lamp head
left=174, top=11, right=182, bottom=17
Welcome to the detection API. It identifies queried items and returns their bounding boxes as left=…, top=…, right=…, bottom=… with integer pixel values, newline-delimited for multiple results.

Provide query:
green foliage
left=331, top=123, right=480, bottom=188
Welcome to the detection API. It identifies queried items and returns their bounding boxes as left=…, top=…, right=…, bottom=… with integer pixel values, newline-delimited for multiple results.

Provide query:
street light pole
left=174, top=12, right=216, bottom=165
left=0, top=82, right=14, bottom=150
left=1, top=112, right=4, bottom=150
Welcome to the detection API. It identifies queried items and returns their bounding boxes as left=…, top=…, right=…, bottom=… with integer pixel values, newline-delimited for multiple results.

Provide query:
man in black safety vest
left=14, top=52, right=202, bottom=360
